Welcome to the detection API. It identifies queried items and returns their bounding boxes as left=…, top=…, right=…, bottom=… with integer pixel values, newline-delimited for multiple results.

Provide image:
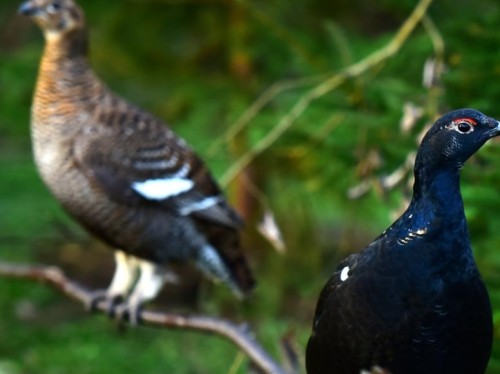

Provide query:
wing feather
left=73, top=106, right=243, bottom=229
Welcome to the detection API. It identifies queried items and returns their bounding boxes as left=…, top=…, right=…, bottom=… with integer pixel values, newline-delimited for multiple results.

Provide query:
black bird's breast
left=306, top=238, right=492, bottom=374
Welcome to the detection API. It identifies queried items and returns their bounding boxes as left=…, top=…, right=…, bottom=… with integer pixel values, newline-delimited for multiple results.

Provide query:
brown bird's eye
left=46, top=1, right=62, bottom=13
left=457, top=121, right=473, bottom=133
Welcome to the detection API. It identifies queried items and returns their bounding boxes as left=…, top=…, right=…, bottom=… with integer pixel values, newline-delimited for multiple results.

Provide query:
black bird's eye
left=457, top=121, right=472, bottom=133
left=450, top=119, right=476, bottom=134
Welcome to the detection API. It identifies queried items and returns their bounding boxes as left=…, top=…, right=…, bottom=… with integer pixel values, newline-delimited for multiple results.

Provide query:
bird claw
left=112, top=300, right=143, bottom=326
left=85, top=289, right=124, bottom=317
left=85, top=290, right=143, bottom=325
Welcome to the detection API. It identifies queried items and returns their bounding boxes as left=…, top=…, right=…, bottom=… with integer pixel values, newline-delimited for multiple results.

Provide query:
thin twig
left=421, top=15, right=444, bottom=60
left=0, top=261, right=287, bottom=374
left=219, top=0, right=434, bottom=187
left=207, top=74, right=328, bottom=158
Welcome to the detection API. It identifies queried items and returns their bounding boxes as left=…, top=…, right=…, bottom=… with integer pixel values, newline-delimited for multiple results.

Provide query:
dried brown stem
left=219, top=0, right=434, bottom=187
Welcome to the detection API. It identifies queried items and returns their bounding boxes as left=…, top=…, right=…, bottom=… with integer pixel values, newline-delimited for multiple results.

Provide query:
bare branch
left=0, top=261, right=288, bottom=374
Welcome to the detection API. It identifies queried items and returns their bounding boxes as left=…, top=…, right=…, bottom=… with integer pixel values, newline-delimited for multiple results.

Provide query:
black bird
left=19, top=0, right=255, bottom=323
left=306, top=109, right=499, bottom=374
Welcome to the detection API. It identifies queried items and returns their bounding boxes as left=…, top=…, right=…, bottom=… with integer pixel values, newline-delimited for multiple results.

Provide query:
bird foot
left=85, top=289, right=124, bottom=317
left=112, top=299, right=144, bottom=326
left=85, top=290, right=142, bottom=326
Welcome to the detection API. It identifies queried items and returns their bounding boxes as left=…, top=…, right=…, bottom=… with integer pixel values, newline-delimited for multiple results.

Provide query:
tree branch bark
left=0, top=261, right=288, bottom=374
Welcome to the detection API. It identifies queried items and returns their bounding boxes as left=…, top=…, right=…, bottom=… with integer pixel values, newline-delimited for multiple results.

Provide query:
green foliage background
left=1, top=0, right=500, bottom=373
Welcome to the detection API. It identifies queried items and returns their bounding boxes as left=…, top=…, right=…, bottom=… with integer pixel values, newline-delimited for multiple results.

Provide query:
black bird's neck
left=390, top=163, right=468, bottom=249
left=409, top=137, right=468, bottom=221
left=382, top=163, right=476, bottom=277
left=413, top=163, right=464, bottom=218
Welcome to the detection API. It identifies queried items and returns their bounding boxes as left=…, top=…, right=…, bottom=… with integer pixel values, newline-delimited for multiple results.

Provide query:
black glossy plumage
left=306, top=109, right=499, bottom=374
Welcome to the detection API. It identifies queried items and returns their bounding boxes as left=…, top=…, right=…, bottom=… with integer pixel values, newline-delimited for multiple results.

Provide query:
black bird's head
left=418, top=109, right=500, bottom=170
left=19, top=0, right=85, bottom=39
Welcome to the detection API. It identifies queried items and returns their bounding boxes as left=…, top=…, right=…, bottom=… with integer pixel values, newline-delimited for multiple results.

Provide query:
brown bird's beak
left=18, top=1, right=39, bottom=16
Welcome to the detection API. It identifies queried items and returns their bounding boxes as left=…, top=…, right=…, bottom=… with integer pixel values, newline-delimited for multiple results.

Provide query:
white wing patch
left=132, top=178, right=194, bottom=200
left=179, top=196, right=222, bottom=215
left=340, top=266, right=350, bottom=282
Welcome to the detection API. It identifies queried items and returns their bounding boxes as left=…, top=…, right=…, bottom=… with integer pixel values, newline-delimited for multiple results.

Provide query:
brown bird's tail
left=197, top=222, right=255, bottom=297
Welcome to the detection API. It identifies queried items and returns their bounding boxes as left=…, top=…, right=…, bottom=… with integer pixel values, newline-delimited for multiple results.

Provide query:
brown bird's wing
left=72, top=107, right=243, bottom=230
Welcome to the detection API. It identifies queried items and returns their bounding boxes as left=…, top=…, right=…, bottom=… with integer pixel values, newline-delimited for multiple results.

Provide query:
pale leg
left=107, top=250, right=139, bottom=297
left=87, top=250, right=139, bottom=313
left=116, top=259, right=166, bottom=324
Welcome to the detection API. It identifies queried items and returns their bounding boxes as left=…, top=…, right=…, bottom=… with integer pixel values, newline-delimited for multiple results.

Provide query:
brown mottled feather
left=25, top=0, right=254, bottom=295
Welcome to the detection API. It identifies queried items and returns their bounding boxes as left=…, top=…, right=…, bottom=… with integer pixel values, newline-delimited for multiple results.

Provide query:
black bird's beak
left=18, top=1, right=38, bottom=16
left=487, top=119, right=500, bottom=138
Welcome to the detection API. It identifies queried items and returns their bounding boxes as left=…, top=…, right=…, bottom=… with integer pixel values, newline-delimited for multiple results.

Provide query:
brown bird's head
left=19, top=0, right=85, bottom=39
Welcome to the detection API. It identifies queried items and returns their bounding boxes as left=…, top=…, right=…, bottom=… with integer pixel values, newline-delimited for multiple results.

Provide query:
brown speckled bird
left=19, top=0, right=255, bottom=323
